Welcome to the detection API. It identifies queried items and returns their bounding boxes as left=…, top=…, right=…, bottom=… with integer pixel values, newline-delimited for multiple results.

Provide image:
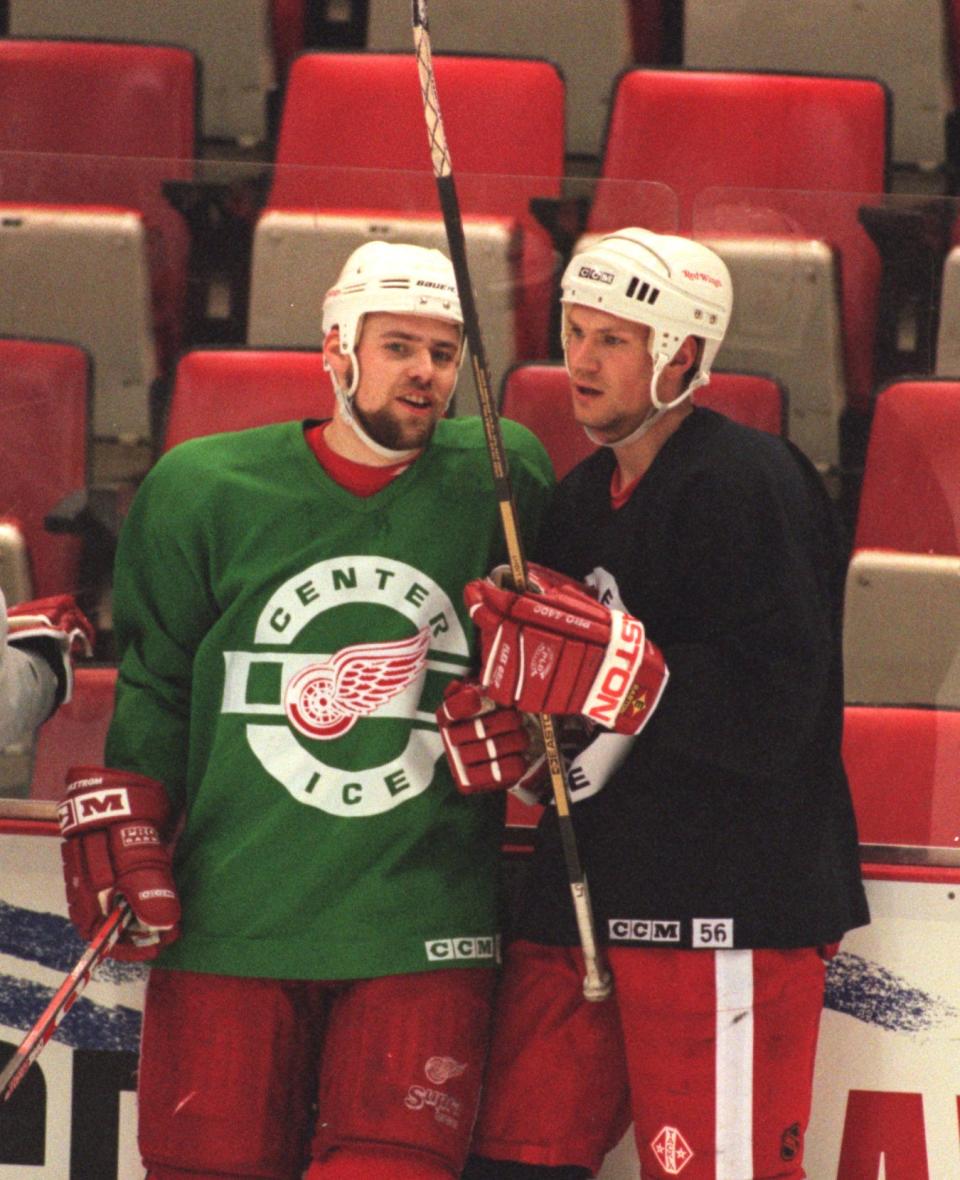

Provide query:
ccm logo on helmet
left=578, top=265, right=615, bottom=284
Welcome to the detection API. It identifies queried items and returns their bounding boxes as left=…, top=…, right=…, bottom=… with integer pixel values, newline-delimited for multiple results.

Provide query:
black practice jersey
left=517, top=408, right=869, bottom=950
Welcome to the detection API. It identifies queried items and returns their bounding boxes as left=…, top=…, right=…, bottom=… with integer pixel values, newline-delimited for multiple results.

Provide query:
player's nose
left=406, top=345, right=436, bottom=383
left=570, top=337, right=600, bottom=373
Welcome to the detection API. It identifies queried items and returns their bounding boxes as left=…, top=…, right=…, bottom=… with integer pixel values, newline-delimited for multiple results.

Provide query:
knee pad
left=305, top=1146, right=453, bottom=1180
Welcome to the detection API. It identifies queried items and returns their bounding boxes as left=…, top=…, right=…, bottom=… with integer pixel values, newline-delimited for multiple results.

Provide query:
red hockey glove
left=58, top=766, right=181, bottom=961
left=436, top=679, right=546, bottom=799
left=7, top=594, right=95, bottom=704
left=464, top=563, right=669, bottom=735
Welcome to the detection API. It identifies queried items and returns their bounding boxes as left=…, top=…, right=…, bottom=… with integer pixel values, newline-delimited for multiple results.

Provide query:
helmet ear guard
left=561, top=227, right=733, bottom=407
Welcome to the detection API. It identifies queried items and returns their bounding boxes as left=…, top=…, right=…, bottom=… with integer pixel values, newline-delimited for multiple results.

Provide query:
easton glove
left=436, top=678, right=546, bottom=801
left=464, top=563, right=669, bottom=735
left=58, top=766, right=181, bottom=961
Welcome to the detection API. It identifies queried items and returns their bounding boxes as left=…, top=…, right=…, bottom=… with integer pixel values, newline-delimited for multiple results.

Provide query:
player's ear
left=668, top=334, right=701, bottom=375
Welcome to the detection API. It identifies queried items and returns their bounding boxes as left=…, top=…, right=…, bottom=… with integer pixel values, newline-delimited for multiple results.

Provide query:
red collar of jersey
left=610, top=466, right=642, bottom=511
left=305, top=422, right=414, bottom=497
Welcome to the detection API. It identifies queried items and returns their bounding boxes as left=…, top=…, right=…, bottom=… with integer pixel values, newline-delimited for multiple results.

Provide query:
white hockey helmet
left=561, top=228, right=733, bottom=411
left=321, top=240, right=465, bottom=400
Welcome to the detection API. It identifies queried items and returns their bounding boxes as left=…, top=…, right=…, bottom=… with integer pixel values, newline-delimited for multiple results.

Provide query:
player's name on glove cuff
left=581, top=611, right=668, bottom=735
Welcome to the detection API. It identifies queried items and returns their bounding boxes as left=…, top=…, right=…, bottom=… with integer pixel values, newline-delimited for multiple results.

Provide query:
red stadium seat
left=0, top=338, right=90, bottom=598
left=164, top=348, right=335, bottom=451
left=853, top=378, right=960, bottom=555
left=843, top=705, right=960, bottom=851
left=683, top=0, right=950, bottom=171
left=696, top=372, right=787, bottom=437
left=270, top=52, right=564, bottom=215
left=500, top=362, right=786, bottom=480
left=500, top=364, right=594, bottom=481
left=0, top=38, right=198, bottom=374
left=8, top=3, right=279, bottom=146
left=365, top=1, right=635, bottom=159
left=587, top=69, right=889, bottom=470
left=266, top=51, right=565, bottom=361
left=30, top=666, right=117, bottom=802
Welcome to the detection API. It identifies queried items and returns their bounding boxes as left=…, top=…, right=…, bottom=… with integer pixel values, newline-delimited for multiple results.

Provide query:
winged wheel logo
left=284, top=627, right=432, bottom=740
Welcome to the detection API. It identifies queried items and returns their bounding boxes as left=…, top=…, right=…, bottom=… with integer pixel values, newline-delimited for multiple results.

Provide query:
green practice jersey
left=106, top=418, right=553, bottom=980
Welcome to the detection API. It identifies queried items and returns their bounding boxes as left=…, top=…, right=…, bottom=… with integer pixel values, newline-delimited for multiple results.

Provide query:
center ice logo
left=221, top=556, right=470, bottom=817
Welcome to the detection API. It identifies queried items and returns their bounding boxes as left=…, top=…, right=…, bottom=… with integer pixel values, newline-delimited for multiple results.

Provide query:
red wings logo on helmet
left=284, top=627, right=431, bottom=740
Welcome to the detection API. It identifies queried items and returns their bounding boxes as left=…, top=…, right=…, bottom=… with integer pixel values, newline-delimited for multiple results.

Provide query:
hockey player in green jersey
left=56, top=241, right=553, bottom=1180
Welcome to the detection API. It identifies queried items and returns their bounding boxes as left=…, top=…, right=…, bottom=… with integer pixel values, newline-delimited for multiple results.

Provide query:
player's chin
left=572, top=403, right=610, bottom=430
left=571, top=390, right=611, bottom=422
left=394, top=414, right=440, bottom=449
left=358, top=401, right=439, bottom=451
left=575, top=411, right=629, bottom=443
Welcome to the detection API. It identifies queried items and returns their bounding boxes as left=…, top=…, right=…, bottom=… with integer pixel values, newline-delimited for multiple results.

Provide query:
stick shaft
left=412, top=2, right=610, bottom=1000
left=0, top=902, right=132, bottom=1103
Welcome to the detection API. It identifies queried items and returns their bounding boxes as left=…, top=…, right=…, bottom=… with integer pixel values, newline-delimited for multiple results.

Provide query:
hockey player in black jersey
left=438, top=228, right=869, bottom=1180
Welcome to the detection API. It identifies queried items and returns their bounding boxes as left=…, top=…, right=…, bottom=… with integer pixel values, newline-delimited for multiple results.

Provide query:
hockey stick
left=0, top=899, right=133, bottom=1103
left=411, top=0, right=611, bottom=1002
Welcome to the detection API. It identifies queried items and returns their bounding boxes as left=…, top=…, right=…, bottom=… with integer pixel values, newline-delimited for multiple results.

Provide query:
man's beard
left=352, top=398, right=438, bottom=452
